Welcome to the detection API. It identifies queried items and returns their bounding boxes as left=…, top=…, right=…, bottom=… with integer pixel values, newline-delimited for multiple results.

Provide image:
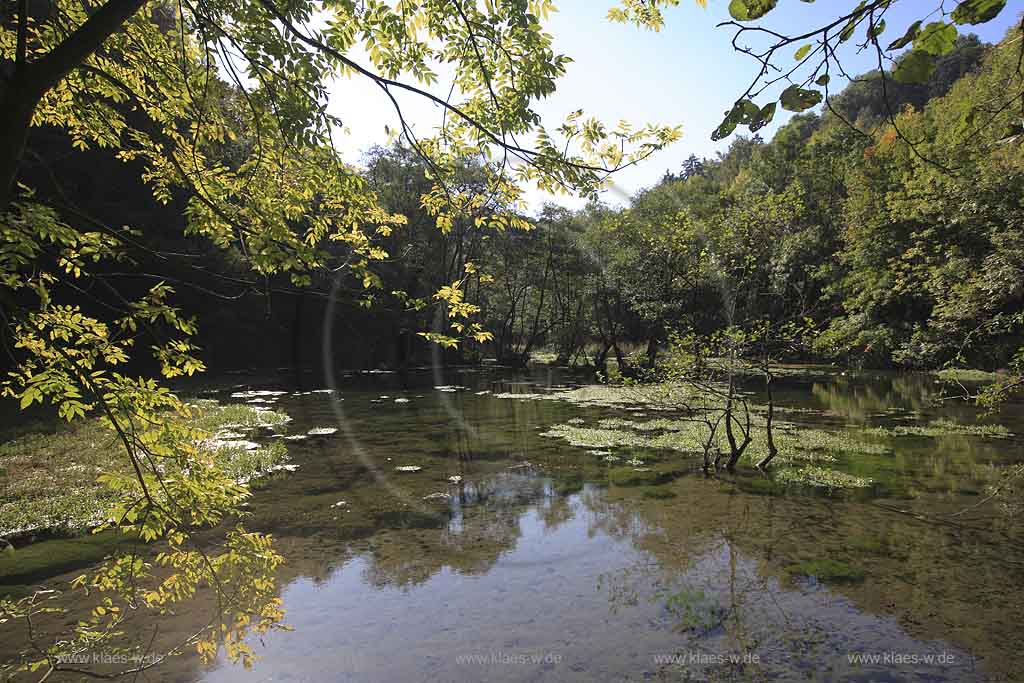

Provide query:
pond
left=3, top=366, right=1024, bottom=682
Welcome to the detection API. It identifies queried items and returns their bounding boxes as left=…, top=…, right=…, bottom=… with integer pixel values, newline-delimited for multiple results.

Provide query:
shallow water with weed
left=2, top=367, right=1024, bottom=682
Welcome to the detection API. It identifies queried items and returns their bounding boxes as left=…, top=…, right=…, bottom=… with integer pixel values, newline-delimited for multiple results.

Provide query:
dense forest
left=14, top=30, right=1022, bottom=382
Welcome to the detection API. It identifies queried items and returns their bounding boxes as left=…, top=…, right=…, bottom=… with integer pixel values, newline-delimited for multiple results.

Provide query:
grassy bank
left=0, top=400, right=293, bottom=540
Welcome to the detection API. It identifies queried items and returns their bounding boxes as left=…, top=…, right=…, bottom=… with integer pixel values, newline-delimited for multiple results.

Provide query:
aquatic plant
left=876, top=419, right=1011, bottom=438
left=539, top=404, right=893, bottom=489
left=539, top=424, right=651, bottom=449
left=544, top=418, right=881, bottom=464
left=774, top=466, right=873, bottom=490
left=664, top=586, right=725, bottom=632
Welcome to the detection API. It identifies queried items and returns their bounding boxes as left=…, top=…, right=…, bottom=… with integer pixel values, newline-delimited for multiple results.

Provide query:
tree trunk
left=612, top=343, right=631, bottom=377
left=0, top=0, right=150, bottom=211
left=645, top=335, right=658, bottom=368
left=593, top=342, right=610, bottom=376
left=757, top=371, right=778, bottom=469
left=723, top=378, right=751, bottom=471
left=0, top=81, right=41, bottom=212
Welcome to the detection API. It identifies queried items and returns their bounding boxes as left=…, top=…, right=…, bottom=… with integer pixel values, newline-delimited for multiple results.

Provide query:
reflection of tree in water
left=589, top=488, right=828, bottom=680
left=579, top=487, right=660, bottom=542
left=598, top=537, right=837, bottom=681
left=539, top=487, right=577, bottom=531
left=359, top=473, right=558, bottom=588
left=21, top=468, right=1016, bottom=681
left=809, top=373, right=943, bottom=420
left=582, top=477, right=1022, bottom=681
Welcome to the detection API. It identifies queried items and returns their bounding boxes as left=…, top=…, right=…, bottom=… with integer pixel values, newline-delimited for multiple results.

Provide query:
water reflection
left=2, top=367, right=1023, bottom=682
left=197, top=479, right=992, bottom=683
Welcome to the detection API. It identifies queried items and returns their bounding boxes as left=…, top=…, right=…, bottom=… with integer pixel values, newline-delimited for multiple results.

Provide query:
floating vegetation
left=207, top=438, right=259, bottom=451
left=494, top=383, right=691, bottom=410
left=529, top=379, right=1016, bottom=493
left=872, top=419, right=1011, bottom=439
left=493, top=392, right=545, bottom=400
left=596, top=417, right=714, bottom=433
left=539, top=424, right=650, bottom=450
left=230, top=390, right=288, bottom=399
left=537, top=404, right=896, bottom=489
left=774, top=466, right=873, bottom=490
left=774, top=426, right=889, bottom=457
left=540, top=418, right=879, bottom=467
left=598, top=417, right=652, bottom=430
left=750, top=404, right=824, bottom=415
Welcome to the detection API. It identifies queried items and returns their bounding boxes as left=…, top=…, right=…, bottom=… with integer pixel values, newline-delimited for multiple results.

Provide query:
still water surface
left=5, top=367, right=1024, bottom=682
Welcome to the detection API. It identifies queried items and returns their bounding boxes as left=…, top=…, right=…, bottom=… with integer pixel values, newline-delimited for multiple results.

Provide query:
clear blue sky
left=329, top=1, right=1022, bottom=211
